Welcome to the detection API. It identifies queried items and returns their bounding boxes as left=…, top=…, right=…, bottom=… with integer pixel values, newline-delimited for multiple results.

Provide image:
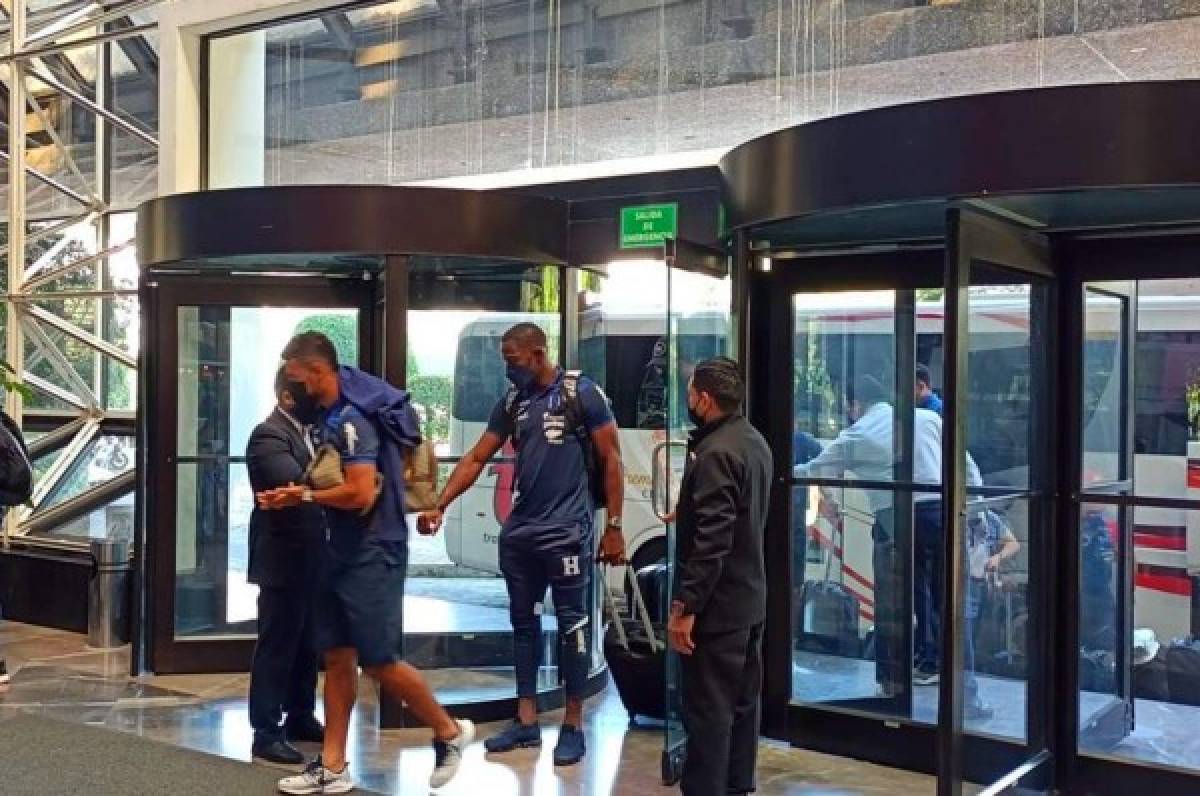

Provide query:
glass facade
left=206, top=1, right=1200, bottom=186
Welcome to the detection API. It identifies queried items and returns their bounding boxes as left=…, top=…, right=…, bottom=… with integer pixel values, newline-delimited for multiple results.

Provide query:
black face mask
left=687, top=400, right=705, bottom=429
left=287, top=380, right=322, bottom=425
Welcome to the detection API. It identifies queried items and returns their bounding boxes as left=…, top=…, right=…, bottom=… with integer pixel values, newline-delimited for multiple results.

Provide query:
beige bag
left=304, top=444, right=345, bottom=490
left=404, top=439, right=439, bottom=512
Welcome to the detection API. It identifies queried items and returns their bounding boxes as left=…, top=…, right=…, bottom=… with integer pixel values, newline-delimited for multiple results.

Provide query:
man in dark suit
left=668, top=358, right=772, bottom=796
left=246, top=367, right=327, bottom=764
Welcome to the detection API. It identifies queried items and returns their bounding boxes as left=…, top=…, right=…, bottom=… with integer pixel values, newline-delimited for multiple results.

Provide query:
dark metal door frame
left=1051, top=232, right=1200, bottom=795
left=142, top=273, right=379, bottom=674
left=942, top=206, right=1058, bottom=796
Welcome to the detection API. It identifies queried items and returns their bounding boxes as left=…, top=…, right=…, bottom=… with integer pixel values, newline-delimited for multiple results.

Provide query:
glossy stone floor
left=0, top=621, right=938, bottom=795
left=793, top=650, right=1200, bottom=772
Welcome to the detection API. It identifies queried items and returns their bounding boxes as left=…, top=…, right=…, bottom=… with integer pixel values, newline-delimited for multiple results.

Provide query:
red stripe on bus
left=809, top=526, right=878, bottom=598
left=1136, top=571, right=1192, bottom=597
left=1134, top=533, right=1186, bottom=551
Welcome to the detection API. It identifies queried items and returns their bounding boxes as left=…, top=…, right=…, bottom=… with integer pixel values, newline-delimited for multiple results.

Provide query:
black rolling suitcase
left=796, top=518, right=861, bottom=657
left=632, top=561, right=668, bottom=623
left=603, top=563, right=666, bottom=722
left=1135, top=655, right=1170, bottom=702
left=1166, top=638, right=1200, bottom=706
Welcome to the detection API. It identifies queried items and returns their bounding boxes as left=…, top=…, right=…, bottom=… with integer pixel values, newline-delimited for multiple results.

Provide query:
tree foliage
left=293, top=313, right=359, bottom=365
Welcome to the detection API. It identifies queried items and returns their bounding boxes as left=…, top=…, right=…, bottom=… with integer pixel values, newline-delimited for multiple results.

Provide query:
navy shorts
left=314, top=539, right=406, bottom=667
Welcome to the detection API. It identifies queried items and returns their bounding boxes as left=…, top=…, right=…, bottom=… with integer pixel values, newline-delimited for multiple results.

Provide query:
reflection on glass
left=966, top=283, right=1033, bottom=490
left=39, top=434, right=135, bottom=511
left=34, top=495, right=135, bottom=542
left=1082, top=507, right=1200, bottom=771
left=207, top=1, right=1200, bottom=186
left=957, top=497, right=1028, bottom=740
left=1133, top=278, right=1200, bottom=500
left=1083, top=288, right=1126, bottom=485
left=1078, top=499, right=1126, bottom=756
left=791, top=485, right=914, bottom=716
left=665, top=266, right=733, bottom=761
left=794, top=290, right=900, bottom=481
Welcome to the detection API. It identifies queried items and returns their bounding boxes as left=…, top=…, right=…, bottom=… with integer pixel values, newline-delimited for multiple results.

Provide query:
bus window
left=1135, top=331, right=1200, bottom=457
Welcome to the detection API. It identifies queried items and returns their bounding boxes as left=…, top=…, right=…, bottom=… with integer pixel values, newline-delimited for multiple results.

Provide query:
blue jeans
left=499, top=530, right=593, bottom=700
left=963, top=577, right=984, bottom=701
left=913, top=501, right=944, bottom=672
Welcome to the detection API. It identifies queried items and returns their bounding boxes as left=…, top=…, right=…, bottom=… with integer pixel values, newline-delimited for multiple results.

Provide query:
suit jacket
left=246, top=408, right=326, bottom=589
left=673, top=414, right=772, bottom=634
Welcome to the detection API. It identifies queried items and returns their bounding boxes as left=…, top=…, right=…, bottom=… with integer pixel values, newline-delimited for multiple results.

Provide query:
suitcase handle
left=602, top=563, right=662, bottom=653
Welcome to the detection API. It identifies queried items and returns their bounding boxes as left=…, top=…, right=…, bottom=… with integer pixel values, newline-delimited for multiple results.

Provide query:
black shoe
left=0, top=659, right=9, bottom=686
left=253, top=738, right=305, bottom=765
left=553, top=724, right=586, bottom=766
left=285, top=716, right=325, bottom=744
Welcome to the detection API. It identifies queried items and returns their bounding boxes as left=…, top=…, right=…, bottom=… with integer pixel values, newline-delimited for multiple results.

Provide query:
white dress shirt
left=279, top=407, right=316, bottom=458
left=794, top=402, right=982, bottom=512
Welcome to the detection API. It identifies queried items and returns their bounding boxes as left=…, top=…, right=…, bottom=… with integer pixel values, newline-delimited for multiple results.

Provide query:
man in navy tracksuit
left=420, top=322, right=625, bottom=766
left=259, top=332, right=473, bottom=794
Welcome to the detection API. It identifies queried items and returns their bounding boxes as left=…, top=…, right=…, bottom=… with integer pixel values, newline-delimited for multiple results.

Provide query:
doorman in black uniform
left=246, top=366, right=327, bottom=764
left=668, top=357, right=773, bottom=796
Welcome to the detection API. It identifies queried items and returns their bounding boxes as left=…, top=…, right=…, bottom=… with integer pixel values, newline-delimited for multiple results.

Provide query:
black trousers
left=248, top=585, right=319, bottom=742
left=680, top=622, right=764, bottom=796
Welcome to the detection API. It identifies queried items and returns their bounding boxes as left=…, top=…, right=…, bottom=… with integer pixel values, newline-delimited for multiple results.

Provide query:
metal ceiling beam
left=21, top=469, right=134, bottom=536
left=0, top=148, right=94, bottom=207
left=23, top=371, right=90, bottom=412
left=23, top=238, right=131, bottom=291
left=26, top=414, right=88, bottom=458
left=27, top=64, right=157, bottom=148
left=26, top=302, right=137, bottom=369
left=24, top=0, right=161, bottom=50
left=21, top=314, right=98, bottom=408
left=1, top=20, right=155, bottom=63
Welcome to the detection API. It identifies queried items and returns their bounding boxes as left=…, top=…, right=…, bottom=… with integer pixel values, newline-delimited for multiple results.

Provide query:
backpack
left=506, top=370, right=608, bottom=509
left=0, top=409, right=32, bottom=507
left=402, top=436, right=440, bottom=512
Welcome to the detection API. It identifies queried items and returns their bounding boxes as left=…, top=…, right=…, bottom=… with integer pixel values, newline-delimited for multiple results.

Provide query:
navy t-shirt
left=318, top=398, right=404, bottom=553
left=486, top=370, right=614, bottom=540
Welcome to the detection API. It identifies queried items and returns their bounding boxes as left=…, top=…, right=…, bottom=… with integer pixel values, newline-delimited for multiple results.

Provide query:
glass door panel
left=958, top=269, right=1042, bottom=743
left=1078, top=282, right=1135, bottom=754
left=946, top=207, right=1054, bottom=795
left=790, top=289, right=923, bottom=721
left=663, top=244, right=733, bottom=782
left=174, top=305, right=362, bottom=640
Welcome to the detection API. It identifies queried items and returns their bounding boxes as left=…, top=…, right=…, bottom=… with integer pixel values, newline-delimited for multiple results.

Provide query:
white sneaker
left=277, top=757, right=354, bottom=794
left=430, top=719, right=475, bottom=789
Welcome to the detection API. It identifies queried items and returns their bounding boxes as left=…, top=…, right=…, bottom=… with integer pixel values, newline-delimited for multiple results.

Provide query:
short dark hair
left=692, top=357, right=744, bottom=413
left=916, top=363, right=933, bottom=388
left=848, top=374, right=888, bottom=407
left=281, top=331, right=338, bottom=368
left=274, top=365, right=289, bottom=397
left=502, top=323, right=548, bottom=351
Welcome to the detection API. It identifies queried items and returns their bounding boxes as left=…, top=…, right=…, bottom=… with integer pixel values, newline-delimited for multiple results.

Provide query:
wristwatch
left=301, top=488, right=314, bottom=503
left=606, top=515, right=622, bottom=530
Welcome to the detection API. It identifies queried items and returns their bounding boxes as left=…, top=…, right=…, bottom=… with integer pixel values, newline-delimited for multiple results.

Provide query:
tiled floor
left=0, top=621, right=937, bottom=795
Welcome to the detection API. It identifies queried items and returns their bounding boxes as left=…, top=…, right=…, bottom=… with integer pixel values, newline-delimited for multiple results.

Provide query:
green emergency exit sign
left=620, top=203, right=678, bottom=249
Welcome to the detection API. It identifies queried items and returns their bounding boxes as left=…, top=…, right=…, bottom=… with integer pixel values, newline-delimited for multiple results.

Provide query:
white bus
left=792, top=290, right=1200, bottom=649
